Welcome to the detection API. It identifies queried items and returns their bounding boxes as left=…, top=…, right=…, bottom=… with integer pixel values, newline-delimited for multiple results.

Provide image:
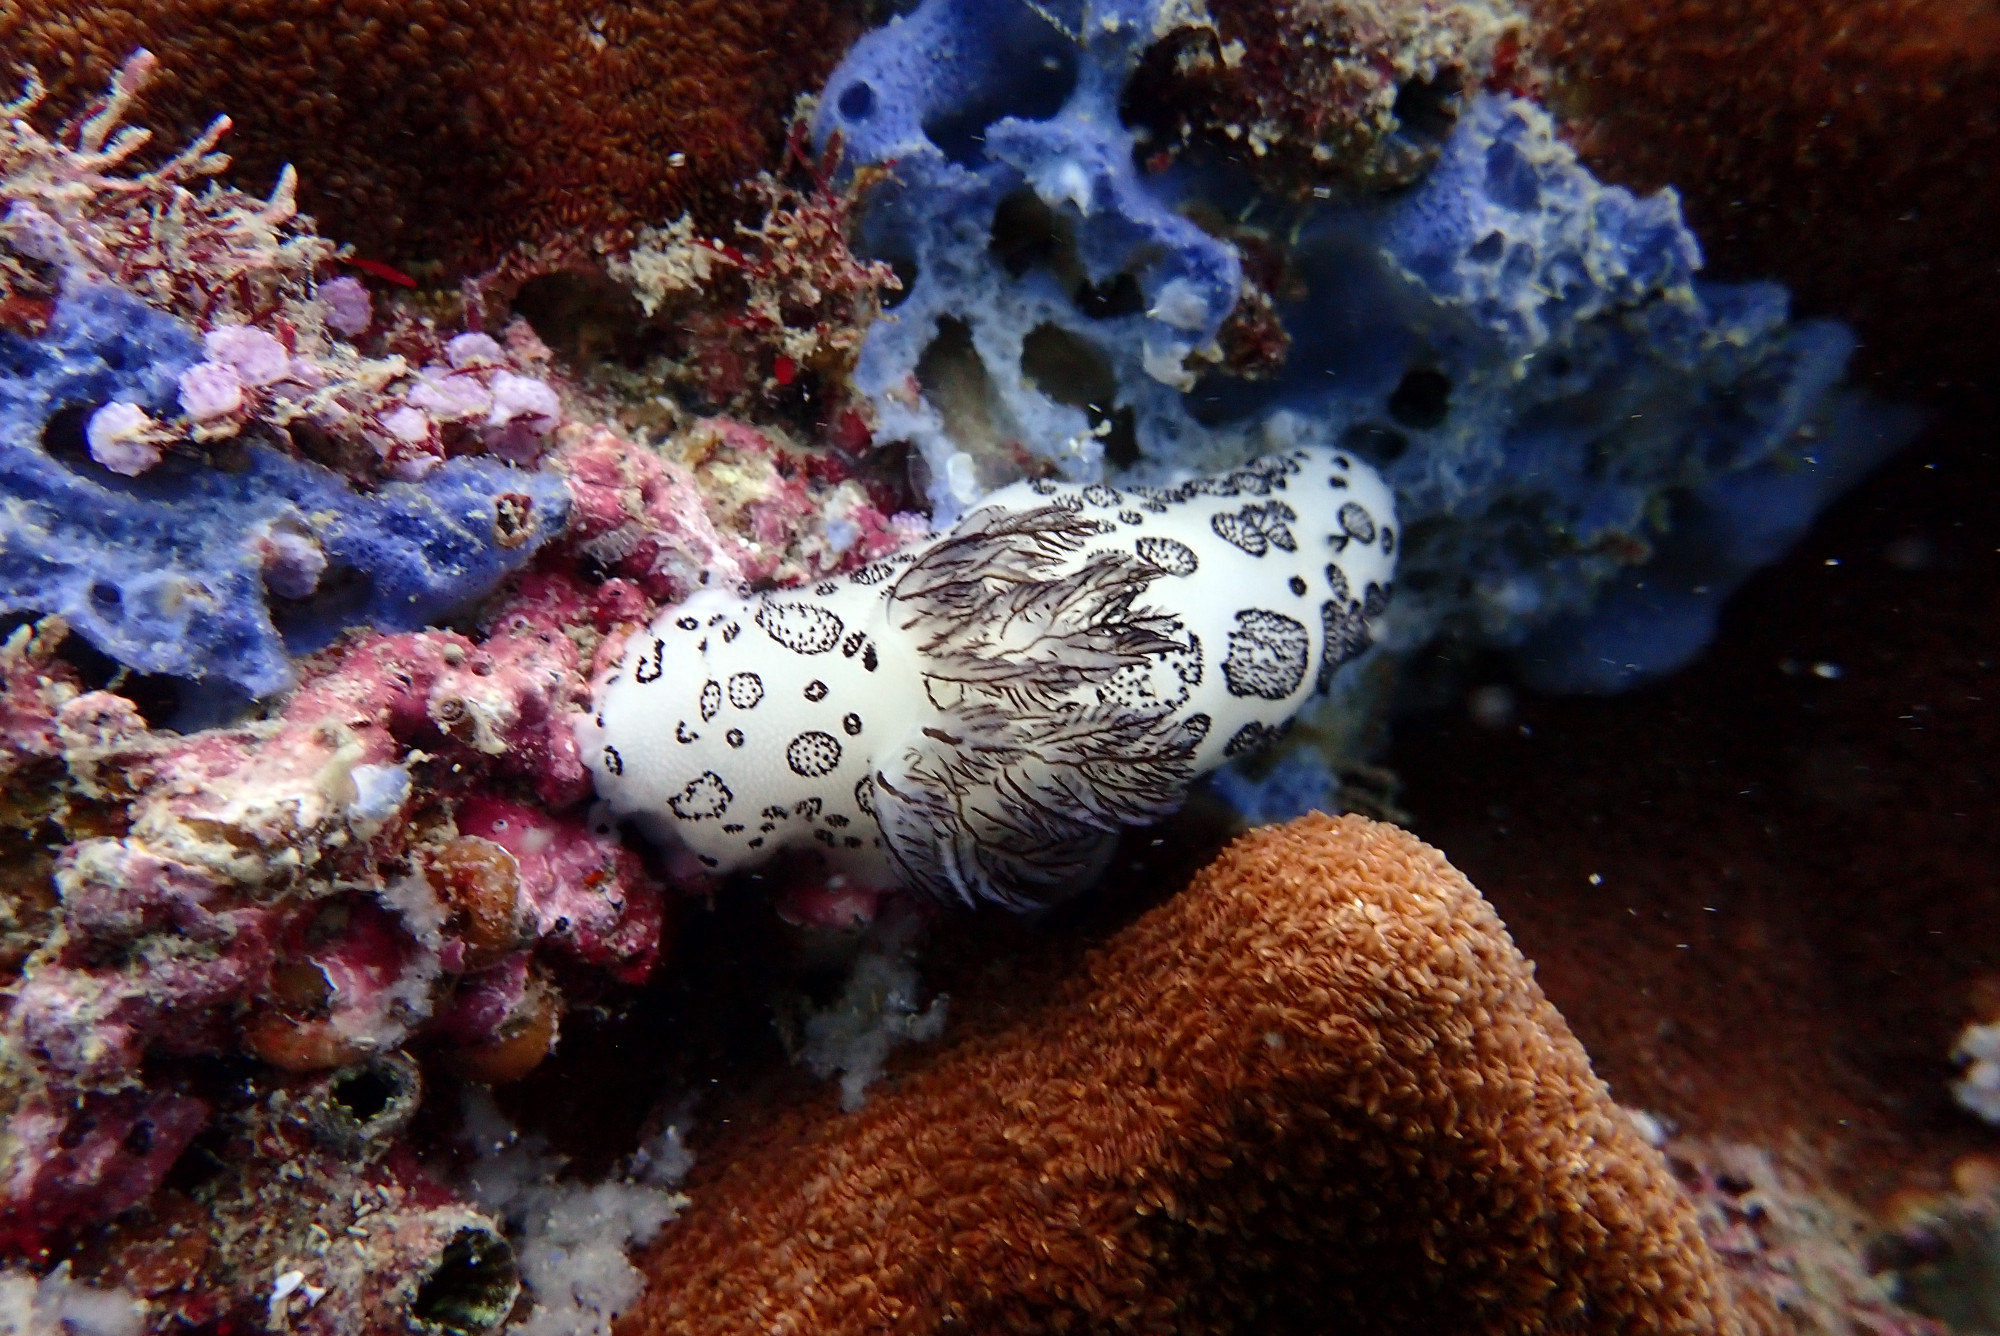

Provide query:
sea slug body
left=581, top=447, right=1397, bottom=907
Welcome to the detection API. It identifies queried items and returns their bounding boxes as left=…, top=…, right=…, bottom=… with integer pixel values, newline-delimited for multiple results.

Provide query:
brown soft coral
left=624, top=814, right=1768, bottom=1335
left=0, top=0, right=867, bottom=277
left=1529, top=0, right=2000, bottom=397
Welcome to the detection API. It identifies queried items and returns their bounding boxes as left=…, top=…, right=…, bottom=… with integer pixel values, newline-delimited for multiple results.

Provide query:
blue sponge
left=0, top=286, right=568, bottom=696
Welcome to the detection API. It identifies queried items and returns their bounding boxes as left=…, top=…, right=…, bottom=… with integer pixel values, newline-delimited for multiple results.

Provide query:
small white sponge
left=579, top=446, right=1397, bottom=907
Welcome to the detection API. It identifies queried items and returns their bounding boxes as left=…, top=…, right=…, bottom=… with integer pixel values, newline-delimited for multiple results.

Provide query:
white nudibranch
left=579, top=447, right=1397, bottom=908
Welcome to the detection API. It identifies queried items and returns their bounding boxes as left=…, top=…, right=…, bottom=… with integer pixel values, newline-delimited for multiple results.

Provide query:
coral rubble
left=626, top=815, right=1769, bottom=1335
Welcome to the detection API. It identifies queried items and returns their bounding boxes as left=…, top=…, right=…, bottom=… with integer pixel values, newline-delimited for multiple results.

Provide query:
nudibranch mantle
left=580, top=447, right=1397, bottom=907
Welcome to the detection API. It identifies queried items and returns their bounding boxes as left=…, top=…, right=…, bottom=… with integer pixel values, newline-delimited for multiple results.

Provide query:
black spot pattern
left=757, top=601, right=844, bottom=654
left=1210, top=501, right=1298, bottom=556
left=795, top=797, right=823, bottom=819
left=1159, top=456, right=1302, bottom=505
left=851, top=562, right=895, bottom=585
left=1178, top=474, right=1239, bottom=500
left=698, top=855, right=719, bottom=868
left=787, top=731, right=843, bottom=778
left=699, top=680, right=722, bottom=721
left=1364, top=582, right=1391, bottom=618
left=842, top=712, right=863, bottom=736
left=676, top=720, right=699, bottom=744
left=863, top=643, right=879, bottom=672
left=804, top=680, right=829, bottom=702
left=723, top=823, right=744, bottom=833
left=854, top=775, right=875, bottom=816
left=814, top=581, right=839, bottom=596
left=722, top=621, right=742, bottom=643
left=1338, top=502, right=1376, bottom=547
left=727, top=672, right=764, bottom=709
left=634, top=638, right=665, bottom=683
left=1179, top=633, right=1203, bottom=688
left=1029, top=478, right=1061, bottom=495
left=1135, top=535, right=1198, bottom=576
left=1097, top=637, right=1201, bottom=711
left=669, top=771, right=732, bottom=820
left=726, top=728, right=745, bottom=748
left=675, top=616, right=699, bottom=631
left=602, top=745, right=624, bottom=775
left=1288, top=575, right=1307, bottom=596
left=1223, top=608, right=1310, bottom=700
left=1082, top=483, right=1121, bottom=507
left=1117, top=509, right=1144, bottom=526
left=1224, top=720, right=1289, bottom=758
left=1317, top=595, right=1372, bottom=692
left=842, top=630, right=865, bottom=657
left=1182, top=713, right=1212, bottom=744
left=1127, top=486, right=1170, bottom=514
left=763, top=805, right=789, bottom=820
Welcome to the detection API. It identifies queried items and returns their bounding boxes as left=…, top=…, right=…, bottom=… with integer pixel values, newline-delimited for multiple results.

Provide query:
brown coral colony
left=0, top=0, right=869, bottom=276
left=628, top=816, right=1769, bottom=1336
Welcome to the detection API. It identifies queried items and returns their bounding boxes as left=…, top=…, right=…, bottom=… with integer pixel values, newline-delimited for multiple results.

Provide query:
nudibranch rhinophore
left=579, top=447, right=1397, bottom=908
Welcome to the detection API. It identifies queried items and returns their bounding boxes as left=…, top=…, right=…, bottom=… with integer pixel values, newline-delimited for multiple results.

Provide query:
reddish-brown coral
left=0, top=0, right=869, bottom=277
left=625, top=814, right=1766, bottom=1336
left=1528, top=0, right=2000, bottom=396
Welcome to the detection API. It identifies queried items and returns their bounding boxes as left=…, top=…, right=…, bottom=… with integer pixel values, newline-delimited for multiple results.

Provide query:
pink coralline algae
left=0, top=594, right=668, bottom=1253
left=456, top=797, right=663, bottom=983
left=555, top=420, right=925, bottom=613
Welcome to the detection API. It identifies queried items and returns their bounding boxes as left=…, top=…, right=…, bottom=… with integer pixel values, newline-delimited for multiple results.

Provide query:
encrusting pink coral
left=0, top=587, right=670, bottom=1252
left=553, top=419, right=925, bottom=621
left=625, top=814, right=1772, bottom=1335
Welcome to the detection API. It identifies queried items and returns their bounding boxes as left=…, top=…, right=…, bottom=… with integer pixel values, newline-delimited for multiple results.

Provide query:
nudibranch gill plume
left=579, top=448, right=1397, bottom=907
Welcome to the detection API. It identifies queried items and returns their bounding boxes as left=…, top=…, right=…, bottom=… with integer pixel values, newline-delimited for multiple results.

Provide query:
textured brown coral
left=1529, top=0, right=2000, bottom=397
left=0, top=0, right=867, bottom=277
left=624, top=814, right=1768, bottom=1336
